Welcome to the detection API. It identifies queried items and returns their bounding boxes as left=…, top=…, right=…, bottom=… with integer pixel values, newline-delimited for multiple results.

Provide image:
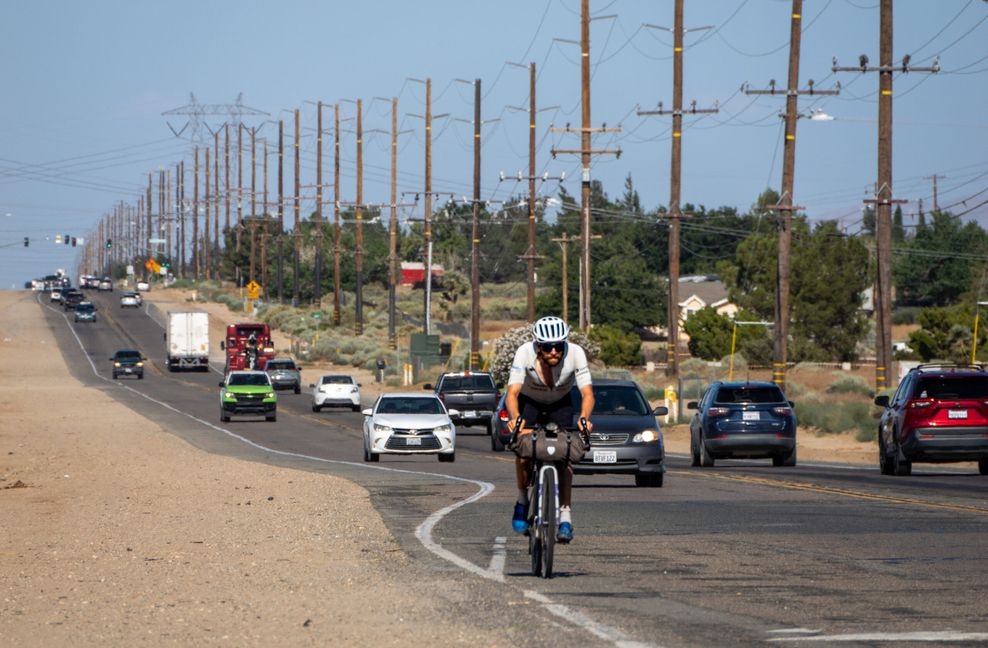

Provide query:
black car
left=688, top=381, right=797, bottom=467
left=62, top=290, right=84, bottom=310
left=425, top=371, right=499, bottom=434
left=874, top=363, right=988, bottom=476
left=111, top=349, right=146, bottom=380
left=571, top=379, right=668, bottom=487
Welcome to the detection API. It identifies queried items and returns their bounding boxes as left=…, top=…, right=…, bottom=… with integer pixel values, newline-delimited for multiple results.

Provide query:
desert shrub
left=483, top=297, right=527, bottom=320
left=796, top=400, right=875, bottom=438
left=589, top=324, right=642, bottom=367
left=826, top=372, right=872, bottom=396
left=892, top=307, right=919, bottom=325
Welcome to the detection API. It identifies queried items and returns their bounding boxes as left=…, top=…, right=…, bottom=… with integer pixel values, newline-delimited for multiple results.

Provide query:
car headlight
left=223, top=392, right=236, bottom=401
left=351, top=386, right=359, bottom=393
left=374, top=424, right=393, bottom=434
left=265, top=392, right=276, bottom=399
left=114, top=362, right=121, bottom=367
left=136, top=362, right=143, bottom=367
left=433, top=424, right=452, bottom=435
left=632, top=429, right=660, bottom=443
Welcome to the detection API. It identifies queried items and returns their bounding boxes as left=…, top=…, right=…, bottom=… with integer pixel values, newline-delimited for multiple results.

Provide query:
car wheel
left=699, top=435, right=715, bottom=467
left=312, top=404, right=321, bottom=413
left=221, top=414, right=230, bottom=423
left=634, top=472, right=663, bottom=487
left=266, top=413, right=277, bottom=422
left=484, top=421, right=493, bottom=436
left=878, top=432, right=894, bottom=475
left=491, top=430, right=505, bottom=452
left=112, top=373, right=118, bottom=380
left=773, top=445, right=796, bottom=467
left=979, top=459, right=988, bottom=475
left=364, top=446, right=379, bottom=463
left=351, top=404, right=361, bottom=412
left=690, top=433, right=700, bottom=467
left=892, top=440, right=912, bottom=476
left=138, top=374, right=144, bottom=380
left=438, top=452, right=455, bottom=463
left=294, top=385, right=301, bottom=394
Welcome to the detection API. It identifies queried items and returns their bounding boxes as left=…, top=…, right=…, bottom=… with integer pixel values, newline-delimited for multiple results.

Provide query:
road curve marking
left=669, top=470, right=988, bottom=516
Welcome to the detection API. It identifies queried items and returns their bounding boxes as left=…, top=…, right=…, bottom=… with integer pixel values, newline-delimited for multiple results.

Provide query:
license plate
left=743, top=411, right=760, bottom=421
left=464, top=410, right=477, bottom=418
left=593, top=450, right=617, bottom=463
left=948, top=409, right=968, bottom=419
left=405, top=436, right=422, bottom=446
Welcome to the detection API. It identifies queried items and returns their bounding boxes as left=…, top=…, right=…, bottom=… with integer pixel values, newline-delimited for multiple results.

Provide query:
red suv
left=874, top=363, right=988, bottom=476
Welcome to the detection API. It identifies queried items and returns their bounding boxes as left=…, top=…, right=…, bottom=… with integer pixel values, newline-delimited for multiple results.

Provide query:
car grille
left=235, top=393, right=265, bottom=403
left=590, top=432, right=630, bottom=446
left=385, top=434, right=441, bottom=450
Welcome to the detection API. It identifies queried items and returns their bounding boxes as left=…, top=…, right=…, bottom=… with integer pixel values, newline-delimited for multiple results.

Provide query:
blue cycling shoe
left=557, top=522, right=573, bottom=543
left=511, top=502, right=528, bottom=533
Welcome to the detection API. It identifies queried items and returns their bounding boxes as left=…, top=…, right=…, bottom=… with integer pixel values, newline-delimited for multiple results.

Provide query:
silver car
left=265, top=358, right=301, bottom=394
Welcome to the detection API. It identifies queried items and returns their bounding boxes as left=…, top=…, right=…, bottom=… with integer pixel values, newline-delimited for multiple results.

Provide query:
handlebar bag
left=511, top=431, right=587, bottom=463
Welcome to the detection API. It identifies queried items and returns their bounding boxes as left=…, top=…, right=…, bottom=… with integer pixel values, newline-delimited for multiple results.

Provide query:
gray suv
left=265, top=358, right=301, bottom=393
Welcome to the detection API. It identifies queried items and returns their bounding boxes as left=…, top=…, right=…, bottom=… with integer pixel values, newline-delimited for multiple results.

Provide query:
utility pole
left=261, top=137, right=269, bottom=287
left=146, top=174, right=152, bottom=268
left=178, top=162, right=185, bottom=278
left=745, top=0, right=838, bottom=393
left=356, top=99, right=365, bottom=333
left=425, top=78, right=433, bottom=335
left=552, top=234, right=576, bottom=323
left=470, top=79, right=482, bottom=368
left=277, top=119, right=284, bottom=302
left=204, top=147, right=210, bottom=275
left=333, top=104, right=342, bottom=324
left=524, top=64, right=539, bottom=323
left=550, top=0, right=621, bottom=329
left=166, top=169, right=172, bottom=267
left=834, top=0, right=939, bottom=392
left=639, top=1, right=717, bottom=378
left=249, top=126, right=257, bottom=283
left=926, top=173, right=946, bottom=211
left=225, top=124, right=231, bottom=234
left=315, top=101, right=324, bottom=308
left=213, top=130, right=220, bottom=279
left=293, top=108, right=301, bottom=307
left=193, top=146, right=199, bottom=280
left=388, top=97, right=399, bottom=350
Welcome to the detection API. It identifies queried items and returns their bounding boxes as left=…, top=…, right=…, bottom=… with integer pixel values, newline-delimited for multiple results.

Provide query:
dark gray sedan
left=571, top=379, right=668, bottom=487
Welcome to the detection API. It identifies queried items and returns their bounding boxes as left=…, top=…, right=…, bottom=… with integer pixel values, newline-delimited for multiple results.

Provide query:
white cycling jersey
left=507, top=342, right=592, bottom=404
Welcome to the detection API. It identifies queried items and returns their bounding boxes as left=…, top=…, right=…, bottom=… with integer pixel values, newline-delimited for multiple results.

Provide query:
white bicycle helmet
left=532, top=316, right=570, bottom=343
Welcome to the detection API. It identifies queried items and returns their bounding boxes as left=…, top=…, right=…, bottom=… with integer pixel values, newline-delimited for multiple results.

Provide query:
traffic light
left=106, top=238, right=112, bottom=249
left=63, top=234, right=69, bottom=245
left=71, top=237, right=77, bottom=247
left=23, top=237, right=28, bottom=247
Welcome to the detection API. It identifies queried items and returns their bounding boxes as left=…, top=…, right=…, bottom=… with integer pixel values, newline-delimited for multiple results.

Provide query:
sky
left=2, top=0, right=987, bottom=289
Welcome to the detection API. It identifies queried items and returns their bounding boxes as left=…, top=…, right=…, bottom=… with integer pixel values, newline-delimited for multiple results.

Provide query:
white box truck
left=165, top=311, right=210, bottom=371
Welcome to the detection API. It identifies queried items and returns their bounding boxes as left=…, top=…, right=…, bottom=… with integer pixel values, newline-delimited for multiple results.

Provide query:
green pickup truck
left=220, top=370, right=278, bottom=422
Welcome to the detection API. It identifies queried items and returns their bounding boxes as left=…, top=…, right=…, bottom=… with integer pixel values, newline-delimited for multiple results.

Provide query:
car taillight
left=498, top=409, right=510, bottom=422
left=772, top=406, right=792, bottom=416
left=707, top=407, right=730, bottom=418
left=908, top=399, right=935, bottom=409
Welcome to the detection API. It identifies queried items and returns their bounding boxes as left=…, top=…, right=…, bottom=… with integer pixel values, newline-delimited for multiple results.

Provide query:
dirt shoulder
left=0, top=291, right=514, bottom=647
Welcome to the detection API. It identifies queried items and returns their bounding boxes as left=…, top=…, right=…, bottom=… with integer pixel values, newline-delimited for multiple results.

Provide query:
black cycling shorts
left=518, top=393, right=573, bottom=429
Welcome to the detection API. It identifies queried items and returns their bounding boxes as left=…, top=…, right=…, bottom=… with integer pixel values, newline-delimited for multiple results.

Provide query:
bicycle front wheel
left=529, top=487, right=542, bottom=577
left=540, top=468, right=556, bottom=578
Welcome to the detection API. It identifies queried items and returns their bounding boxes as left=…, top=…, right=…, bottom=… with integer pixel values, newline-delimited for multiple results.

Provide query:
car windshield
left=590, top=386, right=651, bottom=416
left=914, top=376, right=988, bottom=400
left=229, top=373, right=270, bottom=386
left=377, top=398, right=443, bottom=415
left=115, top=351, right=141, bottom=360
left=441, top=375, right=495, bottom=390
left=714, top=386, right=785, bottom=404
left=77, top=305, right=94, bottom=312
left=268, top=361, right=295, bottom=370
left=321, top=376, right=353, bottom=385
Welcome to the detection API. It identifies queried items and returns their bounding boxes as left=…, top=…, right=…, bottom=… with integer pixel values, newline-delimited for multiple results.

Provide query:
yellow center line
left=668, top=470, right=988, bottom=516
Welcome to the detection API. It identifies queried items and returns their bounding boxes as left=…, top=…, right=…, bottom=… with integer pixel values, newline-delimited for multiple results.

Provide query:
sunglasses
left=538, top=341, right=566, bottom=354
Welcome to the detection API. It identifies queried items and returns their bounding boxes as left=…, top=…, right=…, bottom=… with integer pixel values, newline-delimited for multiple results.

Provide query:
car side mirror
left=108, top=357, right=114, bottom=361
left=447, top=409, right=460, bottom=417
left=308, top=383, right=315, bottom=388
left=220, top=341, right=225, bottom=350
left=357, top=383, right=362, bottom=387
left=686, top=401, right=698, bottom=410
left=788, top=400, right=794, bottom=407
left=423, top=384, right=433, bottom=390
left=652, top=406, right=668, bottom=416
left=361, top=408, right=373, bottom=416
left=874, top=395, right=890, bottom=408
left=218, top=381, right=226, bottom=387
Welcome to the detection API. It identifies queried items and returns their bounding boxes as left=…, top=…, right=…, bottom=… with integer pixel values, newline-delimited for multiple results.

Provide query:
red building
left=400, top=262, right=445, bottom=287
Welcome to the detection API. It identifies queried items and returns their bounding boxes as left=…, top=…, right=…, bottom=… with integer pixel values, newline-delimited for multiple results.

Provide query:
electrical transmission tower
left=162, top=93, right=268, bottom=144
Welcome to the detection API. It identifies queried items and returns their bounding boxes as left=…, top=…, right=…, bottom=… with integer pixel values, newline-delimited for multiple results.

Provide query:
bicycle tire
left=529, top=483, right=542, bottom=576
left=541, top=467, right=556, bottom=578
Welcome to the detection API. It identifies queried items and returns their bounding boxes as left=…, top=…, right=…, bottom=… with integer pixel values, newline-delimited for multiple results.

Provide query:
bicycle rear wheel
left=540, top=468, right=556, bottom=578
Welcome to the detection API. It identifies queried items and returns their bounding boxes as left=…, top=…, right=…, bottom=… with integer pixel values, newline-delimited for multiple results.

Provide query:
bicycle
left=510, top=418, right=589, bottom=579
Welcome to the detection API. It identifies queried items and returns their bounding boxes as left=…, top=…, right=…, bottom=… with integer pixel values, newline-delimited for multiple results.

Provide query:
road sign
left=148, top=238, right=166, bottom=244
left=246, top=280, right=261, bottom=299
left=311, top=313, right=322, bottom=319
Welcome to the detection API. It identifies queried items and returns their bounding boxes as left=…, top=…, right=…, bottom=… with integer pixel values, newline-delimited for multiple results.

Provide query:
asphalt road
left=41, top=290, right=988, bottom=647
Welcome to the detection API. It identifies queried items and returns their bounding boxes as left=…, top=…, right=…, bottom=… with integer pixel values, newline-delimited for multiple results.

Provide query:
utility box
left=410, top=334, right=440, bottom=356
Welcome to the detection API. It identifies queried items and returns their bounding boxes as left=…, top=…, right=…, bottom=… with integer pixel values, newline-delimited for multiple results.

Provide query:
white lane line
left=487, top=536, right=507, bottom=577
left=768, top=628, right=822, bottom=635
left=49, top=295, right=652, bottom=648
left=769, top=631, right=988, bottom=642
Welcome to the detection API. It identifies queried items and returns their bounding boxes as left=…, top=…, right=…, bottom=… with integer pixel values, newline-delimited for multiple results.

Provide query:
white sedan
left=362, top=394, right=457, bottom=463
left=311, top=374, right=361, bottom=412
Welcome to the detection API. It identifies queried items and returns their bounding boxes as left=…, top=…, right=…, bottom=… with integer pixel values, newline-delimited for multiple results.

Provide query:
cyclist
left=245, top=333, right=259, bottom=369
left=506, top=316, right=593, bottom=543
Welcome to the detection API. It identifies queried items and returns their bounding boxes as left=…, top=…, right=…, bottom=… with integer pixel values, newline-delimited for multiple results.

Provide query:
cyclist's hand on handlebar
left=578, top=416, right=592, bottom=436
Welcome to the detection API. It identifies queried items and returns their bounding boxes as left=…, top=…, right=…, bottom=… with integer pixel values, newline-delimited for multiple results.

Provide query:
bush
left=825, top=373, right=873, bottom=397
left=796, top=400, right=876, bottom=438
left=589, top=324, right=642, bottom=366
left=892, top=307, right=919, bottom=325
